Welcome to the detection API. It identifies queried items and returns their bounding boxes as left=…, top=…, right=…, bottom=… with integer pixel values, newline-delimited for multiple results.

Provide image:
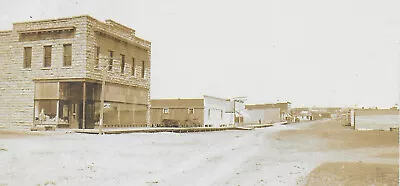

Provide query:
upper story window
left=44, top=46, right=52, bottom=67
left=23, top=47, right=32, bottom=68
left=131, top=58, right=135, bottom=76
left=141, top=60, right=145, bottom=78
left=108, top=50, right=113, bottom=71
left=163, top=108, right=169, bottom=114
left=95, top=47, right=100, bottom=67
left=188, top=108, right=194, bottom=114
left=120, top=54, right=125, bottom=73
left=63, top=44, right=72, bottom=66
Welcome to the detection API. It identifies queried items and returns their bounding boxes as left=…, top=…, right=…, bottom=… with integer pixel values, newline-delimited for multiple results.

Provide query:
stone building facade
left=0, top=15, right=151, bottom=129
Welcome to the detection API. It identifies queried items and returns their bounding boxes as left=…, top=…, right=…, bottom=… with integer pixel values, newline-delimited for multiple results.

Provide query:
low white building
left=244, top=102, right=291, bottom=124
left=203, top=95, right=229, bottom=127
left=244, top=107, right=281, bottom=124
left=224, top=98, right=248, bottom=126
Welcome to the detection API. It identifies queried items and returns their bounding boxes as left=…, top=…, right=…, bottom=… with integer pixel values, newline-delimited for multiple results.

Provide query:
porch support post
left=99, top=59, right=106, bottom=133
left=32, top=83, right=36, bottom=127
left=56, top=81, right=60, bottom=126
left=83, top=81, right=86, bottom=129
left=117, top=104, right=121, bottom=126
left=147, top=105, right=150, bottom=127
left=132, top=104, right=135, bottom=127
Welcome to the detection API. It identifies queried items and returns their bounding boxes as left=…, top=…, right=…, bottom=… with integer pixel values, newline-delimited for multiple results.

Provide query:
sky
left=0, top=0, right=399, bottom=108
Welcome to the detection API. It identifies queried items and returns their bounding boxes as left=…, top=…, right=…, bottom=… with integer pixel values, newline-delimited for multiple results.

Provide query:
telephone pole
left=229, top=96, right=247, bottom=127
left=98, top=57, right=108, bottom=134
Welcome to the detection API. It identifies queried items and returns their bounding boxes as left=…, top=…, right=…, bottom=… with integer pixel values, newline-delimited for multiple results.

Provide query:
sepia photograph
left=0, top=0, right=399, bottom=185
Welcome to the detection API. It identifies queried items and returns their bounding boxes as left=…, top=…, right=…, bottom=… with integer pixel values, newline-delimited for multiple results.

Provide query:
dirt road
left=0, top=120, right=398, bottom=185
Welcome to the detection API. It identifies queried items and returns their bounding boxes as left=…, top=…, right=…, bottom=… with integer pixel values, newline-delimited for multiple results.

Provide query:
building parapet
left=12, top=15, right=87, bottom=25
left=11, top=15, right=151, bottom=49
left=12, top=15, right=86, bottom=31
left=94, top=28, right=150, bottom=50
left=105, top=19, right=135, bottom=35
left=0, top=30, right=12, bottom=36
left=134, top=36, right=151, bottom=48
left=89, top=16, right=151, bottom=50
left=16, top=26, right=76, bottom=34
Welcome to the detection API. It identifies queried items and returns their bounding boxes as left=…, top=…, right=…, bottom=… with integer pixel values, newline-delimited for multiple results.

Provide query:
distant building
left=150, top=95, right=231, bottom=128
left=244, top=107, right=280, bottom=124
left=350, top=108, right=400, bottom=130
left=224, top=98, right=247, bottom=126
left=290, top=107, right=311, bottom=120
left=245, top=102, right=291, bottom=123
left=0, top=15, right=151, bottom=129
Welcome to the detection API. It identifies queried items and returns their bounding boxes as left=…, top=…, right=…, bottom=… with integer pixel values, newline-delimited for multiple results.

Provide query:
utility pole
left=99, top=57, right=107, bottom=134
left=229, top=96, right=247, bottom=127
left=233, top=101, right=236, bottom=127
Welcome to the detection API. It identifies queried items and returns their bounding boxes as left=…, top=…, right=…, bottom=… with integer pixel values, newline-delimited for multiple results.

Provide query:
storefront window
left=58, top=100, right=69, bottom=125
left=34, top=81, right=148, bottom=128
left=34, top=100, right=57, bottom=125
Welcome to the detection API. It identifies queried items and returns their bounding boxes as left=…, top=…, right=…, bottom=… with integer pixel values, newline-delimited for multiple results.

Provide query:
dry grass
left=279, top=120, right=399, bottom=185
left=277, top=120, right=399, bottom=150
left=306, top=162, right=399, bottom=186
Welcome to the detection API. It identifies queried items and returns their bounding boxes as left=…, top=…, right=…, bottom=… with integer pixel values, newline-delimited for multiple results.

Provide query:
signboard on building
left=104, top=103, right=111, bottom=109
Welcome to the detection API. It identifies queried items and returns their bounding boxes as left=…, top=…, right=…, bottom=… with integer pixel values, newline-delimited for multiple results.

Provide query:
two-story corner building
left=0, top=15, right=151, bottom=129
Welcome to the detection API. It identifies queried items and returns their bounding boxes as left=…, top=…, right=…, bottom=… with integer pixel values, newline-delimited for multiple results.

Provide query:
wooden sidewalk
left=74, top=126, right=255, bottom=134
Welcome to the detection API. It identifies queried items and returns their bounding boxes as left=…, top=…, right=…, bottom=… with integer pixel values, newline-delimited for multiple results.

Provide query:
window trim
left=131, top=58, right=135, bottom=76
left=63, top=44, right=72, bottom=66
left=120, top=54, right=125, bottom=74
left=43, top=45, right=52, bottom=67
left=141, top=60, right=145, bottom=78
left=188, top=108, right=195, bottom=114
left=163, top=108, right=169, bottom=114
left=108, top=50, right=113, bottom=71
left=23, top=47, right=32, bottom=69
left=95, top=46, right=100, bottom=67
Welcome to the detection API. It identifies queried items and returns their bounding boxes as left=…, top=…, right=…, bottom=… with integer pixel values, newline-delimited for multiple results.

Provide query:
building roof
left=245, top=102, right=289, bottom=110
left=291, top=107, right=310, bottom=112
left=150, top=98, right=204, bottom=109
left=245, top=104, right=276, bottom=110
left=203, top=95, right=228, bottom=101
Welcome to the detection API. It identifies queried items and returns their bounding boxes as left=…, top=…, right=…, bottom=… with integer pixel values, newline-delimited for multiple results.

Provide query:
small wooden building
left=150, top=95, right=232, bottom=127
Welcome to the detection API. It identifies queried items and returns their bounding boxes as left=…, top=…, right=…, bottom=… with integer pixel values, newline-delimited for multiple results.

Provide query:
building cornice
left=16, top=26, right=76, bottom=34
left=95, top=28, right=151, bottom=50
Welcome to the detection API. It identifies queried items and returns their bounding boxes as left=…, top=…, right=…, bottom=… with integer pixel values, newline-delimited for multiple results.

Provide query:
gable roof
left=245, top=102, right=290, bottom=111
